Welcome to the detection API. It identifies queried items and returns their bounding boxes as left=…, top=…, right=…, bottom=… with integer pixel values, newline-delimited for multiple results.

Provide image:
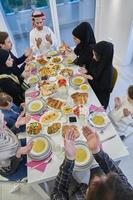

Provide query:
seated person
left=0, top=31, right=32, bottom=78
left=0, top=112, right=32, bottom=180
left=0, top=49, right=29, bottom=106
left=51, top=126, right=133, bottom=200
left=30, top=10, right=56, bottom=54
left=109, top=85, right=133, bottom=133
left=79, top=41, right=113, bottom=109
left=0, top=92, right=30, bottom=134
left=72, top=22, right=96, bottom=66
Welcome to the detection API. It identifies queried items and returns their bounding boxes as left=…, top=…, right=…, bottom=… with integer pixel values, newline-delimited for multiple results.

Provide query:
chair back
left=111, top=67, right=118, bottom=92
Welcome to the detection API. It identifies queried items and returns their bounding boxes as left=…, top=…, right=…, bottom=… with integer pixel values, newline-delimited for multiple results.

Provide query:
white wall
left=95, top=0, right=133, bottom=65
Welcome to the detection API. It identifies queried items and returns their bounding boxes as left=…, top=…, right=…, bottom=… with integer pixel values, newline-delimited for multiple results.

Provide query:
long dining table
left=25, top=52, right=129, bottom=199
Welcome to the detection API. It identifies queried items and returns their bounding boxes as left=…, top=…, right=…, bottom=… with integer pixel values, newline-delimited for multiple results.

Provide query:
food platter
left=26, top=99, right=46, bottom=114
left=40, top=110, right=62, bottom=125
left=60, top=67, right=74, bottom=77
left=46, top=97, right=66, bottom=111
left=46, top=50, right=58, bottom=57
left=88, top=112, right=109, bottom=128
left=50, top=56, right=63, bottom=64
left=27, top=75, right=39, bottom=85
left=74, top=141, right=93, bottom=171
left=27, top=121, right=42, bottom=136
left=47, top=123, right=61, bottom=135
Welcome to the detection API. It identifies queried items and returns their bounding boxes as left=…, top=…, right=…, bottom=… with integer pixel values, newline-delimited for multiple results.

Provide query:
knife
left=101, top=135, right=116, bottom=143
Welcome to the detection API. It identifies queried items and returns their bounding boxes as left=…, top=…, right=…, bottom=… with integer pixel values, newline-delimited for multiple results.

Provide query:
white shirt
left=109, top=96, right=133, bottom=132
left=30, top=26, right=56, bottom=54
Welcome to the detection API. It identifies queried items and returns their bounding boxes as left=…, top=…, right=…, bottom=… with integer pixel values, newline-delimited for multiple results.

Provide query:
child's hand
left=16, top=141, right=33, bottom=158
left=20, top=102, right=25, bottom=109
left=114, top=97, right=122, bottom=110
left=15, top=115, right=31, bottom=128
left=123, top=108, right=130, bottom=117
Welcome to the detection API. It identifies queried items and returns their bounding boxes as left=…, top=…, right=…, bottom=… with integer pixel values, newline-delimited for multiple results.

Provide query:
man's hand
left=114, top=97, right=122, bottom=110
left=25, top=48, right=32, bottom=57
left=64, top=128, right=76, bottom=160
left=35, top=37, right=42, bottom=48
left=16, top=142, right=33, bottom=158
left=123, top=108, right=130, bottom=117
left=82, top=126, right=101, bottom=154
left=45, top=34, right=52, bottom=44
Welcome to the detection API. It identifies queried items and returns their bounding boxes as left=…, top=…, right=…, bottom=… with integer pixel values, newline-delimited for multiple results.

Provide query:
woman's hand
left=25, top=48, right=32, bottom=57
left=82, top=73, right=93, bottom=80
left=16, top=142, right=33, bottom=158
left=82, top=126, right=101, bottom=154
left=64, top=128, right=76, bottom=160
left=78, top=67, right=88, bottom=74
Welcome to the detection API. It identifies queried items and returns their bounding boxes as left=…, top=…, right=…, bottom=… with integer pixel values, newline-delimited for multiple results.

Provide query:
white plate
left=70, top=75, right=86, bottom=87
left=40, top=110, right=62, bottom=125
left=46, top=50, right=58, bottom=57
left=27, top=99, right=45, bottom=114
left=74, top=141, right=93, bottom=171
left=27, top=75, right=39, bottom=85
left=46, top=97, right=66, bottom=111
left=50, top=56, right=63, bottom=64
left=88, top=112, right=109, bottom=128
left=30, top=137, right=49, bottom=156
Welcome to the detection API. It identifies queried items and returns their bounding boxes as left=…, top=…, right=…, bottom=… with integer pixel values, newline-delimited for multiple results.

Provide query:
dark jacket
left=72, top=22, right=96, bottom=66
left=87, top=41, right=113, bottom=108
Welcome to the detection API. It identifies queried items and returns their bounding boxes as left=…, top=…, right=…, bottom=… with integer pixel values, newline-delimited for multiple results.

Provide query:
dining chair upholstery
left=111, top=67, right=118, bottom=92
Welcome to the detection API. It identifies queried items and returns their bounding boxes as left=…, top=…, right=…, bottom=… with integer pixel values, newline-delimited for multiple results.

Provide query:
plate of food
left=62, top=124, right=80, bottom=138
left=40, top=110, right=62, bottom=125
left=39, top=67, right=56, bottom=77
left=60, top=68, right=74, bottom=77
left=74, top=141, right=93, bottom=170
left=46, top=50, right=58, bottom=57
left=39, top=81, right=58, bottom=97
left=70, top=75, right=86, bottom=87
left=36, top=57, right=48, bottom=65
left=46, top=97, right=66, bottom=110
left=27, top=122, right=42, bottom=136
left=28, top=135, right=52, bottom=160
left=47, top=122, right=61, bottom=135
left=88, top=112, right=109, bottom=128
left=71, top=92, right=88, bottom=105
left=27, top=99, right=45, bottom=114
left=63, top=57, right=74, bottom=65
left=62, top=105, right=73, bottom=115
left=50, top=56, right=63, bottom=64
left=80, top=84, right=89, bottom=92
left=27, top=75, right=39, bottom=85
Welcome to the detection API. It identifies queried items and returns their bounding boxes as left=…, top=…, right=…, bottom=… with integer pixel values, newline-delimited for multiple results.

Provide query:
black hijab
left=72, top=22, right=96, bottom=66
left=89, top=41, right=114, bottom=92
left=0, top=48, right=13, bottom=75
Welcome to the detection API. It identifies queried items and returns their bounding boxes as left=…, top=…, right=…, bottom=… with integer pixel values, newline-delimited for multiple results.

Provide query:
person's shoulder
left=30, top=28, right=36, bottom=35
left=43, top=26, right=53, bottom=32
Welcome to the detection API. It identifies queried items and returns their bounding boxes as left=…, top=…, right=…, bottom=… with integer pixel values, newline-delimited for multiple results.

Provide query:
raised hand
left=123, top=108, right=130, bottom=117
left=64, top=128, right=76, bottom=160
left=35, top=37, right=42, bottom=48
left=82, top=126, right=101, bottom=154
left=15, top=114, right=31, bottom=128
left=16, top=142, right=33, bottom=158
left=45, top=34, right=52, bottom=44
left=25, top=48, right=32, bottom=57
left=114, top=97, right=122, bottom=110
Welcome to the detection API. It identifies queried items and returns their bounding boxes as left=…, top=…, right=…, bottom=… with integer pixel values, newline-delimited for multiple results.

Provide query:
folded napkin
left=89, top=104, right=105, bottom=113
left=26, top=157, right=51, bottom=172
left=31, top=115, right=40, bottom=121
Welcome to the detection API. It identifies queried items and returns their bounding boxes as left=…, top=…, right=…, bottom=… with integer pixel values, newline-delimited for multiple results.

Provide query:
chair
left=108, top=67, right=118, bottom=111
left=111, top=67, right=118, bottom=92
